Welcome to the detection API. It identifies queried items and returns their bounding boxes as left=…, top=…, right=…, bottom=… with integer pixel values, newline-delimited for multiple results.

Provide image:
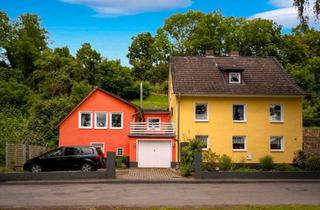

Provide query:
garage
left=137, top=140, right=172, bottom=168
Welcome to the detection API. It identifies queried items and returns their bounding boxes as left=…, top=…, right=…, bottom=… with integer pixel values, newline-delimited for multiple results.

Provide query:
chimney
left=205, top=50, right=214, bottom=57
left=230, top=51, right=240, bottom=57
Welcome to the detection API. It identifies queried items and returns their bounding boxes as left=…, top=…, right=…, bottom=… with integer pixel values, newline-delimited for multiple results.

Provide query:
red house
left=57, top=87, right=176, bottom=168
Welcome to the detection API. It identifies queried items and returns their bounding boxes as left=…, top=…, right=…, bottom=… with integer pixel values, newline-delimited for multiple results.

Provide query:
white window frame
left=94, top=112, right=108, bottom=129
left=90, top=142, right=105, bottom=152
left=79, top=111, right=93, bottom=129
left=110, top=112, right=124, bottom=129
left=270, top=136, right=285, bottom=152
left=232, top=104, right=247, bottom=122
left=195, top=135, right=209, bottom=150
left=116, top=147, right=124, bottom=156
left=147, top=117, right=161, bottom=130
left=229, top=72, right=241, bottom=84
left=232, top=136, right=247, bottom=152
left=194, top=103, right=209, bottom=122
left=269, top=104, right=284, bottom=123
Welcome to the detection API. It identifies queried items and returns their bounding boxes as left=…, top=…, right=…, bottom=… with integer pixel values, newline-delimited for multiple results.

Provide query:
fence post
left=5, top=143, right=9, bottom=170
left=106, top=152, right=116, bottom=179
left=194, top=151, right=202, bottom=179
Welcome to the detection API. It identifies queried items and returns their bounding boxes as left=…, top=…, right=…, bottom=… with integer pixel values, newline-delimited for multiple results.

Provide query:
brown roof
left=170, top=56, right=305, bottom=96
left=56, top=87, right=141, bottom=128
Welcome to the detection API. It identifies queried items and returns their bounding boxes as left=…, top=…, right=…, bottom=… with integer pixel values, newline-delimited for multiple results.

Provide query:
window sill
left=195, top=120, right=209, bottom=122
left=270, top=150, right=285, bottom=153
left=270, top=121, right=284, bottom=124
left=232, top=149, right=247, bottom=152
left=110, top=127, right=123, bottom=130
left=202, top=148, right=209, bottom=151
left=79, top=127, right=93, bottom=129
left=232, top=120, right=247, bottom=123
left=94, top=127, right=108, bottom=129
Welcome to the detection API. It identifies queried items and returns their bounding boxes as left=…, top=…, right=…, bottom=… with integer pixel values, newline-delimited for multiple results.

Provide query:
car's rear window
left=80, top=147, right=95, bottom=155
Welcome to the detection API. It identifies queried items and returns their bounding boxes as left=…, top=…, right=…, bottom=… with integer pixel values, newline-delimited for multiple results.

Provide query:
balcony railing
left=129, top=122, right=175, bottom=136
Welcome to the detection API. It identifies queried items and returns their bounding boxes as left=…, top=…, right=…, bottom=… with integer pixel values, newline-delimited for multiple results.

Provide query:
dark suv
left=23, top=146, right=105, bottom=173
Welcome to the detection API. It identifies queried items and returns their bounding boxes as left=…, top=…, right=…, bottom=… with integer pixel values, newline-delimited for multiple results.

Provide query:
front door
left=138, top=140, right=171, bottom=168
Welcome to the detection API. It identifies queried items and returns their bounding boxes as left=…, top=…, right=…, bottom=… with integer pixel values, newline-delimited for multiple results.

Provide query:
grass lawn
left=132, top=94, right=168, bottom=110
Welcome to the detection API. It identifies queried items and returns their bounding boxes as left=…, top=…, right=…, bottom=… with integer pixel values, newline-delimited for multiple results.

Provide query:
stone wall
left=303, top=129, right=320, bottom=156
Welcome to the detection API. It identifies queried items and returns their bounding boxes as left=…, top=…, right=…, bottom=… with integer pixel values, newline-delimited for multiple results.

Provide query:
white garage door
left=138, top=141, right=171, bottom=168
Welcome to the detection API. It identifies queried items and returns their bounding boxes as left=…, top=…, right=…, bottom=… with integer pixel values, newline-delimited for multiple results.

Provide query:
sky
left=1, top=0, right=319, bottom=66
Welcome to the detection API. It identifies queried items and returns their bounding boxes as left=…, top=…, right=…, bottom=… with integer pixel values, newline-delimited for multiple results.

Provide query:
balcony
left=129, top=122, right=176, bottom=137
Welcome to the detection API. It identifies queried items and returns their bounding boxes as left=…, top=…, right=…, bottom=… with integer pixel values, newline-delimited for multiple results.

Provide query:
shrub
left=305, top=156, right=320, bottom=171
left=274, top=163, right=301, bottom=172
left=259, top=155, right=274, bottom=171
left=202, top=149, right=220, bottom=172
left=293, top=150, right=308, bottom=168
left=218, top=154, right=233, bottom=171
left=179, top=138, right=205, bottom=176
left=116, top=156, right=129, bottom=168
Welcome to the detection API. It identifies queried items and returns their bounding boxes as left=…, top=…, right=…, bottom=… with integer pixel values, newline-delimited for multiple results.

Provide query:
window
left=95, top=112, right=108, bottom=129
left=270, top=136, right=284, bottom=151
left=232, top=136, right=246, bottom=151
left=117, top=147, right=123, bottom=156
left=79, top=112, right=92, bottom=128
left=233, top=105, right=246, bottom=122
left=90, top=142, right=105, bottom=152
left=195, top=103, right=208, bottom=121
left=147, top=118, right=160, bottom=130
left=46, top=148, right=63, bottom=158
left=80, top=147, right=95, bottom=155
left=110, top=112, right=123, bottom=129
left=64, top=147, right=80, bottom=156
left=196, top=135, right=209, bottom=150
left=270, top=104, right=283, bottom=122
left=229, top=72, right=241, bottom=83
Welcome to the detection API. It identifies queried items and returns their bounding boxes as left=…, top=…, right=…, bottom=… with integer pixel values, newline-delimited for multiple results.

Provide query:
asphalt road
left=0, top=183, right=320, bottom=208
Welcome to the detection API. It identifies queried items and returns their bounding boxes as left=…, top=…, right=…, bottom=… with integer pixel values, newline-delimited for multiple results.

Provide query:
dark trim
left=129, top=162, right=138, bottom=167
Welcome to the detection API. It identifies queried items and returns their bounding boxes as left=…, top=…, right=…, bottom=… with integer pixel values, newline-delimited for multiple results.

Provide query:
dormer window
left=229, top=72, right=241, bottom=84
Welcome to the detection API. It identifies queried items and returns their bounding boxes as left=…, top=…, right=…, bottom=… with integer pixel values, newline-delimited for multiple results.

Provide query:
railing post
left=194, top=151, right=202, bottom=179
left=106, top=152, right=116, bottom=179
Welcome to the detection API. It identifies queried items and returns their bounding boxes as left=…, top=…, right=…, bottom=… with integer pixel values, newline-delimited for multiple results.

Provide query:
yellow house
left=169, top=53, right=305, bottom=163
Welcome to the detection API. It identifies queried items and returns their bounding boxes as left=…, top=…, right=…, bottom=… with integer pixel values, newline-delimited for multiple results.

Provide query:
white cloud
left=251, top=0, right=318, bottom=29
left=61, top=0, right=193, bottom=17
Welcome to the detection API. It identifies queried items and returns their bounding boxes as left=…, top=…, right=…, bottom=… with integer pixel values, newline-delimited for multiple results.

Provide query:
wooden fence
left=303, top=129, right=320, bottom=156
left=5, top=143, right=48, bottom=171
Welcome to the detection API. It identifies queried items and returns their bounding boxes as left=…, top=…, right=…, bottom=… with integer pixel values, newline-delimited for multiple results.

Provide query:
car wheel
left=31, top=164, right=42, bottom=173
left=81, top=163, right=93, bottom=172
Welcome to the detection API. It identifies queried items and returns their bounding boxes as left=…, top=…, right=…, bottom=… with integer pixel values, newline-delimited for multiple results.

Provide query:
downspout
left=177, top=93, right=181, bottom=162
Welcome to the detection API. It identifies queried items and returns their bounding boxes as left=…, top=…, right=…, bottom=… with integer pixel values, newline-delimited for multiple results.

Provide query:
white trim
left=229, top=72, right=241, bottom=84
left=110, top=112, right=124, bottom=129
left=79, top=111, right=93, bottom=129
left=232, top=104, right=247, bottom=123
left=147, top=117, right=161, bottom=130
left=269, top=104, right=284, bottom=123
left=90, top=142, right=105, bottom=152
left=232, top=136, right=247, bottom=152
left=195, top=135, right=209, bottom=150
left=94, top=112, right=108, bottom=129
left=136, top=139, right=173, bottom=168
left=116, top=147, right=124, bottom=156
left=270, top=136, right=285, bottom=152
left=194, top=102, right=209, bottom=122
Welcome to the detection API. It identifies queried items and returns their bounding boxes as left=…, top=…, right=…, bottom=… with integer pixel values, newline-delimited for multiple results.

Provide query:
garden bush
left=305, top=156, right=320, bottom=171
left=259, top=155, right=274, bottom=171
left=218, top=154, right=233, bottom=171
left=179, top=139, right=205, bottom=176
left=202, top=149, right=220, bottom=171
left=116, top=156, right=129, bottom=168
left=293, top=150, right=308, bottom=168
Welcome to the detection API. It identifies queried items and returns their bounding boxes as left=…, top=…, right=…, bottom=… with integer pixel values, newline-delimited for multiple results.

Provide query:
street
left=0, top=182, right=320, bottom=208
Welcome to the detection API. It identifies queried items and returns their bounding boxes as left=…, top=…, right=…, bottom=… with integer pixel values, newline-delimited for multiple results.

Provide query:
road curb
left=2, top=179, right=320, bottom=185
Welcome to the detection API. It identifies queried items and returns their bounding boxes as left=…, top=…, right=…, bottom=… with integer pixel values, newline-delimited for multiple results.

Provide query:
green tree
left=294, top=0, right=320, bottom=28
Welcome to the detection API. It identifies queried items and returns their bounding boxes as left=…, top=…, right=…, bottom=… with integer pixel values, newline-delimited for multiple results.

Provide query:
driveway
left=116, top=168, right=187, bottom=180
left=0, top=183, right=320, bottom=208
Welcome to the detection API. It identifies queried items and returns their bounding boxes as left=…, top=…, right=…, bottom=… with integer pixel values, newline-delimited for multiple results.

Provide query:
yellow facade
left=169, top=80, right=303, bottom=163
